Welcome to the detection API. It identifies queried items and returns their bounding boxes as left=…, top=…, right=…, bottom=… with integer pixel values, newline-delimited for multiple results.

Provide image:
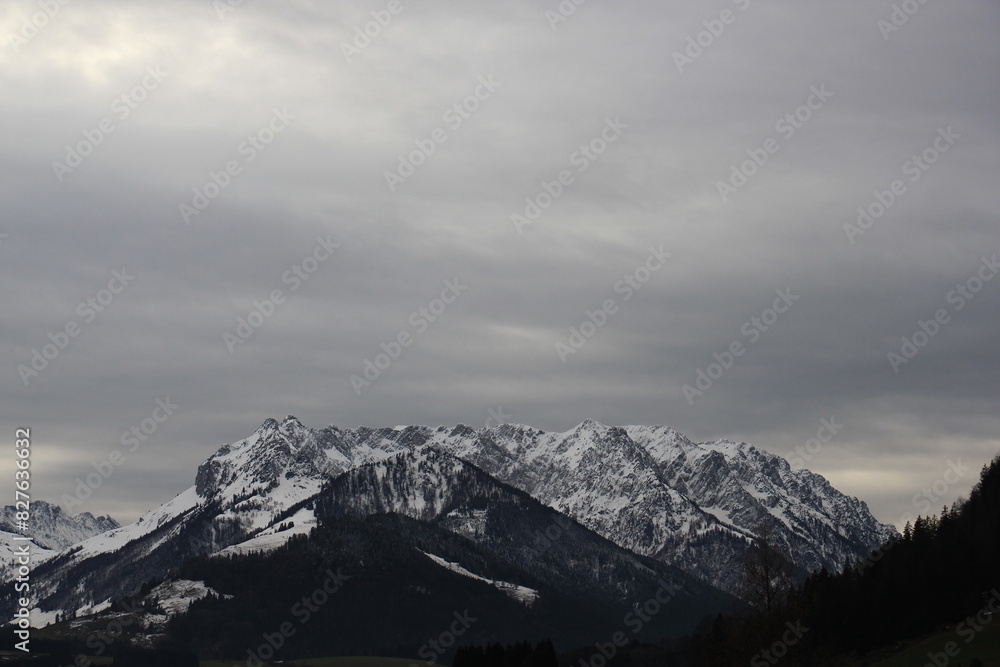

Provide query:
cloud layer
left=2, top=0, right=998, bottom=526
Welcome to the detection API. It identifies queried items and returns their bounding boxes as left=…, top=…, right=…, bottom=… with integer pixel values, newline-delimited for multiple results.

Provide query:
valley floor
left=200, top=658, right=438, bottom=667
left=865, top=622, right=1000, bottom=667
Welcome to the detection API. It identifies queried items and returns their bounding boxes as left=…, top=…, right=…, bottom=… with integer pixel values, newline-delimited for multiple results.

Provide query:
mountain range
left=3, top=416, right=896, bottom=657
left=0, top=501, right=118, bottom=578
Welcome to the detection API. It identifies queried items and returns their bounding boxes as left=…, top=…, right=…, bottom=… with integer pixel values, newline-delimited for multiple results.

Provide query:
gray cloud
left=1, top=0, right=998, bottom=527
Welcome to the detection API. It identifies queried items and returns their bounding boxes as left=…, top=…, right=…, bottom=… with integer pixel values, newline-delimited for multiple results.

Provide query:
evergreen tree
left=531, top=639, right=557, bottom=667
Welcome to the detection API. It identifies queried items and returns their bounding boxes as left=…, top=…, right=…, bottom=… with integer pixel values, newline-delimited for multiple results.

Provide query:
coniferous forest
left=685, top=452, right=1000, bottom=665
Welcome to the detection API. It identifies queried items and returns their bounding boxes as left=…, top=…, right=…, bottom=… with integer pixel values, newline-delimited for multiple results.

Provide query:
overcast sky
left=1, top=0, right=998, bottom=528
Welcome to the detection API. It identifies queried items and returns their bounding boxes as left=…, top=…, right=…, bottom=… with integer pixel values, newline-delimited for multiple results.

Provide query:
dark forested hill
left=686, top=452, right=1000, bottom=665
left=163, top=512, right=726, bottom=662
left=799, top=452, right=1000, bottom=654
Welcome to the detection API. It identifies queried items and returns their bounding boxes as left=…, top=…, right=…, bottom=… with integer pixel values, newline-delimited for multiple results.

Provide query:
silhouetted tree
left=740, top=519, right=793, bottom=619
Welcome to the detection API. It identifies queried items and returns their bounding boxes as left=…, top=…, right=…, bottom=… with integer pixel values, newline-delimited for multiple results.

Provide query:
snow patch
left=77, top=486, right=201, bottom=557
left=0, top=531, right=56, bottom=579
left=421, top=551, right=538, bottom=606
left=148, top=579, right=226, bottom=615
left=214, top=506, right=317, bottom=557
left=26, top=608, right=60, bottom=628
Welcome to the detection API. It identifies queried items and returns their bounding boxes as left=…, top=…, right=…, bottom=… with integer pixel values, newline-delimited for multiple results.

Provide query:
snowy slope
left=0, top=530, right=55, bottom=581
left=309, top=417, right=895, bottom=593
left=12, top=417, right=411, bottom=623
left=0, top=500, right=118, bottom=578
left=315, top=446, right=728, bottom=614
left=213, top=506, right=317, bottom=557
left=15, top=414, right=895, bottom=623
left=0, top=500, right=118, bottom=551
left=421, top=551, right=538, bottom=605
left=73, top=486, right=201, bottom=557
left=146, top=579, right=228, bottom=615
left=0, top=501, right=120, bottom=583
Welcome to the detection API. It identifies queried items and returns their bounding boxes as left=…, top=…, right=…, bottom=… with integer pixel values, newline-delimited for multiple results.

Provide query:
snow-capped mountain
left=0, top=531, right=53, bottom=578
left=12, top=417, right=411, bottom=620
left=312, top=445, right=729, bottom=612
left=142, top=448, right=739, bottom=654
left=0, top=501, right=118, bottom=578
left=10, top=416, right=895, bottom=624
left=164, top=512, right=727, bottom=658
left=318, top=419, right=897, bottom=592
left=0, top=500, right=118, bottom=552
left=628, top=426, right=895, bottom=589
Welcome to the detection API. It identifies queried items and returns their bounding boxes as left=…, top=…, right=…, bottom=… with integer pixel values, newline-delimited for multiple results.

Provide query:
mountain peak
left=0, top=501, right=119, bottom=552
left=81, top=415, right=894, bottom=612
left=257, top=417, right=279, bottom=433
left=449, top=423, right=478, bottom=438
left=278, top=415, right=308, bottom=438
left=575, top=418, right=606, bottom=431
left=252, top=415, right=306, bottom=437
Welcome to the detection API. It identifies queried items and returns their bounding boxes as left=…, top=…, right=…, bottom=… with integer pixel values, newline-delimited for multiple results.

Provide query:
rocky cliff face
left=13, top=415, right=895, bottom=622
left=192, top=416, right=894, bottom=592
left=191, top=416, right=896, bottom=593
left=0, top=500, right=118, bottom=551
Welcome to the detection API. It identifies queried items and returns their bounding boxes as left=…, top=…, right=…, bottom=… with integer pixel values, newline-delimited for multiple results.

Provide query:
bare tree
left=740, top=519, right=794, bottom=618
